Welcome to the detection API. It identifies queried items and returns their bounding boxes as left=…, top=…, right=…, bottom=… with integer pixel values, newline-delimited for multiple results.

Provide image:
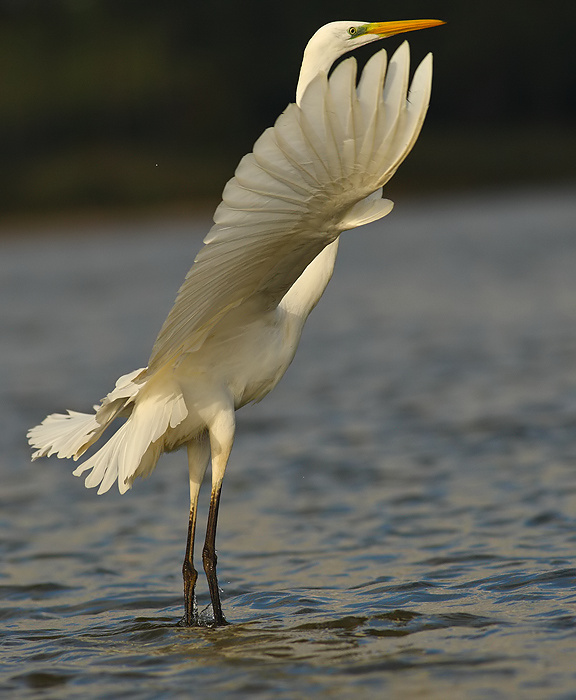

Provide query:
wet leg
left=181, top=434, right=209, bottom=626
left=202, top=484, right=226, bottom=625
left=203, top=407, right=235, bottom=626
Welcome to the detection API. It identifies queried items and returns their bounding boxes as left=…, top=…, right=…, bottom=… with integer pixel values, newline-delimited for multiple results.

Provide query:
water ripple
left=3, top=192, right=576, bottom=697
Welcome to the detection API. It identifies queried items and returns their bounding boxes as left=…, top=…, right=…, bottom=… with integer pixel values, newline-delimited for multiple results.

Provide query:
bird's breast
left=229, top=310, right=302, bottom=408
left=175, top=306, right=304, bottom=413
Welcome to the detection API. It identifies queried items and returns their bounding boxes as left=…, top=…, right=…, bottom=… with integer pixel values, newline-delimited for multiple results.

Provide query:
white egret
left=28, top=18, right=444, bottom=626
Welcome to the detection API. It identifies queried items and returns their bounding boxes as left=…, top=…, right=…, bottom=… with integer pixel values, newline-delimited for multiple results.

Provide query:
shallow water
left=2, top=187, right=576, bottom=698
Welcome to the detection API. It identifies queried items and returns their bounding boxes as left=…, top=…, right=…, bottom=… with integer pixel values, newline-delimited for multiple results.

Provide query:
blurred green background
left=1, top=0, right=575, bottom=220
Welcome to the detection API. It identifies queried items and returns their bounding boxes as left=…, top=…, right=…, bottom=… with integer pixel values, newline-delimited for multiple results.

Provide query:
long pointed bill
left=366, top=19, right=445, bottom=39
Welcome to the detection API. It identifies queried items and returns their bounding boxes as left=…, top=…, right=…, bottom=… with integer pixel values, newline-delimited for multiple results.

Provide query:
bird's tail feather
left=27, top=366, right=188, bottom=494
left=28, top=409, right=103, bottom=462
left=27, top=368, right=145, bottom=462
left=71, top=382, right=188, bottom=494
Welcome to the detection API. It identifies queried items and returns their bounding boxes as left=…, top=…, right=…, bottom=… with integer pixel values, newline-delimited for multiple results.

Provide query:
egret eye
left=347, top=26, right=357, bottom=36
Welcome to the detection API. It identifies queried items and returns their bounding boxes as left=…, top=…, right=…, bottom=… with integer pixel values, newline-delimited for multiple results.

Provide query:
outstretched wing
left=148, top=43, right=432, bottom=372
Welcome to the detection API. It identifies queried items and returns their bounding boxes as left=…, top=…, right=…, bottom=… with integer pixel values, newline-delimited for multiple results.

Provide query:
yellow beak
left=366, top=19, right=445, bottom=39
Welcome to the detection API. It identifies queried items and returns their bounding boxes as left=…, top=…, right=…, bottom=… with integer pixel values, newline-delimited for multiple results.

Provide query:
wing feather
left=234, top=152, right=310, bottom=200
left=325, top=58, right=357, bottom=170
left=371, top=52, right=433, bottom=186
left=356, top=50, right=388, bottom=169
left=147, top=42, right=433, bottom=372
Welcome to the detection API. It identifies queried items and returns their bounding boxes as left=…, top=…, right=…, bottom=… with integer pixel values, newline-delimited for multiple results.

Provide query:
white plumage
left=28, top=19, right=443, bottom=625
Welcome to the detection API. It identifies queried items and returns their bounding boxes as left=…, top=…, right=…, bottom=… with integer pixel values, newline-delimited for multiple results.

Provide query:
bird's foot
left=209, top=613, right=229, bottom=628
left=177, top=611, right=198, bottom=627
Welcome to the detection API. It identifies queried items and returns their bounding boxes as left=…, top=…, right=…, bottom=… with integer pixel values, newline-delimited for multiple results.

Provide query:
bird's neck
left=280, top=239, right=340, bottom=321
left=296, top=43, right=342, bottom=105
left=289, top=36, right=345, bottom=323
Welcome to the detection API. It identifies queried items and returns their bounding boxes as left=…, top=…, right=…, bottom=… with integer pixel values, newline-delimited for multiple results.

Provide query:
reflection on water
left=2, top=188, right=576, bottom=697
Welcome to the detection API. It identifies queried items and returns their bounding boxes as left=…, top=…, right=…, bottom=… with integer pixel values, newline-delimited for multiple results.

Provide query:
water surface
left=2, top=188, right=576, bottom=697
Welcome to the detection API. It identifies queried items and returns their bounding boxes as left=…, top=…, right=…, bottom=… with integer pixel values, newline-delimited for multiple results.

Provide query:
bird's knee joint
left=182, top=560, right=198, bottom=586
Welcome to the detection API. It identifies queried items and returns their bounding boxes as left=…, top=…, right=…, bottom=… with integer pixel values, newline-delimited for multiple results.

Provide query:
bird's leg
left=203, top=407, right=235, bottom=626
left=181, top=434, right=210, bottom=626
left=182, top=507, right=198, bottom=626
left=203, top=483, right=226, bottom=625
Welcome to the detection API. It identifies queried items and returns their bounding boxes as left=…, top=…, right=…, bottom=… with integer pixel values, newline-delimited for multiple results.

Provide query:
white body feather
left=28, top=39, right=433, bottom=496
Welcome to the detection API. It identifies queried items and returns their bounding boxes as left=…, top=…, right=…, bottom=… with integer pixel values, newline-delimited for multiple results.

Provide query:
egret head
left=297, top=19, right=444, bottom=103
left=307, top=19, right=444, bottom=56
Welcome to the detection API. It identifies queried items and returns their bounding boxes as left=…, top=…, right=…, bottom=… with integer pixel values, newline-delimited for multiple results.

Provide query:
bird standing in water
left=28, top=18, right=444, bottom=626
